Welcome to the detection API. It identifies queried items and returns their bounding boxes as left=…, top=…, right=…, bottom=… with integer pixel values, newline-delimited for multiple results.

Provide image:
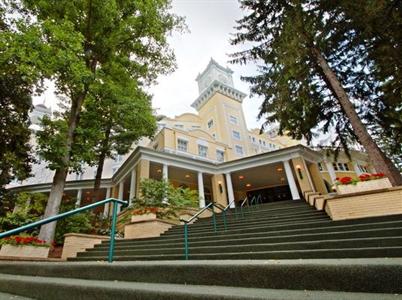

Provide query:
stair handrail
left=0, top=198, right=128, bottom=263
left=181, top=201, right=228, bottom=260
left=180, top=202, right=213, bottom=224
left=240, top=196, right=248, bottom=208
left=224, top=198, right=236, bottom=211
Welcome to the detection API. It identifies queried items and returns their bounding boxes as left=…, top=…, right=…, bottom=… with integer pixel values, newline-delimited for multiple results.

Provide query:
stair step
left=70, top=246, right=402, bottom=261
left=1, top=259, right=402, bottom=294
left=93, top=227, right=402, bottom=250
left=99, top=218, right=402, bottom=247
left=0, top=273, right=397, bottom=300
left=78, top=236, right=402, bottom=257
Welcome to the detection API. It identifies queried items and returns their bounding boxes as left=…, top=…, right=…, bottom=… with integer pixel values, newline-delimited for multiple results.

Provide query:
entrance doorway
left=246, top=185, right=292, bottom=203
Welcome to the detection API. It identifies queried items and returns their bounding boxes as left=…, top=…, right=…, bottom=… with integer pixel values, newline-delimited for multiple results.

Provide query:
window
left=263, top=141, right=266, bottom=146
left=332, top=163, right=338, bottom=171
left=235, top=145, right=244, bottom=156
left=252, top=137, right=256, bottom=143
left=358, top=165, right=368, bottom=173
left=229, top=115, right=238, bottom=124
left=343, top=163, right=350, bottom=171
left=338, top=163, right=345, bottom=171
left=318, top=162, right=323, bottom=171
left=212, top=133, right=216, bottom=139
left=175, top=124, right=184, bottom=128
left=177, top=139, right=188, bottom=152
left=207, top=119, right=214, bottom=128
left=232, top=130, right=241, bottom=140
left=216, top=150, right=224, bottom=162
left=198, top=145, right=208, bottom=157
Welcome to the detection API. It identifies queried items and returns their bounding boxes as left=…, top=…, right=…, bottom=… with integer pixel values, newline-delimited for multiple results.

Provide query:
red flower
left=340, top=176, right=352, bottom=184
left=359, top=173, right=371, bottom=181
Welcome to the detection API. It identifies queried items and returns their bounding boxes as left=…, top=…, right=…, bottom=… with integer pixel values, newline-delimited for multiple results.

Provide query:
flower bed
left=0, top=236, right=50, bottom=258
left=335, top=173, right=392, bottom=195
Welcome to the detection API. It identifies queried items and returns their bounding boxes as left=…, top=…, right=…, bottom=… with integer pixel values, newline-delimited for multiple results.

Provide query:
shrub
left=131, top=179, right=199, bottom=219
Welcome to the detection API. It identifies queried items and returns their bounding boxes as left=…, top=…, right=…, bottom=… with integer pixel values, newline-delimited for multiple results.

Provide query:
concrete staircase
left=0, top=259, right=401, bottom=299
left=1, top=200, right=402, bottom=299
left=70, top=200, right=402, bottom=261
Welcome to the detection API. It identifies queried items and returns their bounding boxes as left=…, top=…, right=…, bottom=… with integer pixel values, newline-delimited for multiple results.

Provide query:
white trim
left=196, top=139, right=209, bottom=146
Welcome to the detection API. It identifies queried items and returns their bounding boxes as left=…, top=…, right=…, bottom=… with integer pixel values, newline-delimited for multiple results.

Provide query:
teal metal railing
left=0, top=198, right=128, bottom=263
left=180, top=202, right=225, bottom=260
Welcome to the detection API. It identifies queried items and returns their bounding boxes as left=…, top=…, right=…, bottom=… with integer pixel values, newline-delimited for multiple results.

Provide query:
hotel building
left=8, top=59, right=375, bottom=211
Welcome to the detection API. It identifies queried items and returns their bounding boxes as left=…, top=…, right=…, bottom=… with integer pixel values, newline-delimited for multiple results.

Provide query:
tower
left=191, top=58, right=248, bottom=160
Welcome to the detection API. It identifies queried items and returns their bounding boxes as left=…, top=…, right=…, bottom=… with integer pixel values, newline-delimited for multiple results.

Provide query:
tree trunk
left=38, top=93, right=86, bottom=243
left=311, top=47, right=402, bottom=186
left=38, top=168, right=68, bottom=242
left=92, top=126, right=111, bottom=201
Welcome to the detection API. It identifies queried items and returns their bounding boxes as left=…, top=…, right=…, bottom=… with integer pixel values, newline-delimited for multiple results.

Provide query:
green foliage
left=0, top=192, right=93, bottom=244
left=2, top=0, right=184, bottom=242
left=230, top=0, right=401, bottom=158
left=0, top=9, right=37, bottom=196
left=167, top=184, right=199, bottom=209
left=133, top=178, right=199, bottom=219
left=136, top=178, right=168, bottom=208
left=0, top=192, right=47, bottom=232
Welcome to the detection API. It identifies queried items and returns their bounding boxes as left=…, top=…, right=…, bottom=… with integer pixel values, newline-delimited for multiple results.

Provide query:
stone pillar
left=283, top=160, right=301, bottom=200
left=302, top=158, right=315, bottom=192
left=198, top=172, right=205, bottom=208
left=136, top=159, right=150, bottom=199
left=325, top=161, right=337, bottom=184
left=75, top=189, right=82, bottom=208
left=129, top=169, right=136, bottom=206
left=211, top=174, right=228, bottom=207
left=225, top=173, right=235, bottom=208
left=103, top=187, right=111, bottom=217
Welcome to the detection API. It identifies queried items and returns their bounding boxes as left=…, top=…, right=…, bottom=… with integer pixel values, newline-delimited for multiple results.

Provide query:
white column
left=129, top=169, right=136, bottom=206
left=162, top=164, right=168, bottom=181
left=103, top=187, right=111, bottom=217
left=325, top=161, right=337, bottom=184
left=225, top=173, right=235, bottom=208
left=162, top=164, right=168, bottom=203
left=118, top=181, right=124, bottom=213
left=75, top=189, right=82, bottom=208
left=353, top=162, right=362, bottom=176
left=198, top=172, right=205, bottom=208
left=283, top=160, right=301, bottom=200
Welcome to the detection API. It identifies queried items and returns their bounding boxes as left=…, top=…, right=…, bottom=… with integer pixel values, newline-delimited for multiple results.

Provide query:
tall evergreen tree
left=323, top=0, right=402, bottom=171
left=231, top=0, right=402, bottom=186
left=11, top=0, right=182, bottom=242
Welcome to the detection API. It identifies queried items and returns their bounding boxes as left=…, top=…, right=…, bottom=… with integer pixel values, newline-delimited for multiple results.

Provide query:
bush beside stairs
left=0, top=200, right=402, bottom=299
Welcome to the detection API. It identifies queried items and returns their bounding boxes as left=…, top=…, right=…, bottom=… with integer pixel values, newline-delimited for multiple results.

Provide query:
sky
left=34, top=0, right=265, bottom=130
left=149, top=0, right=263, bottom=130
